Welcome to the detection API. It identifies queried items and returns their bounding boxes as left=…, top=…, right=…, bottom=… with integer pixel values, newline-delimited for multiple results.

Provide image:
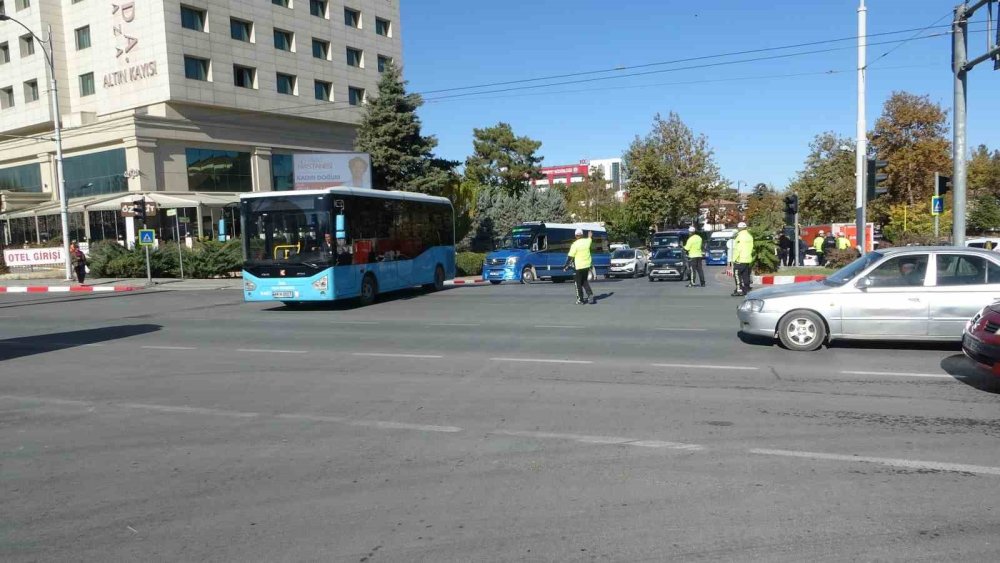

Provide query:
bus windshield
left=242, top=194, right=333, bottom=266
left=708, top=239, right=728, bottom=250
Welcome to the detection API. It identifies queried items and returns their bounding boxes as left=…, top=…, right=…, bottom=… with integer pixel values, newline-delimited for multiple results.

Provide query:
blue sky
left=399, top=0, right=1000, bottom=190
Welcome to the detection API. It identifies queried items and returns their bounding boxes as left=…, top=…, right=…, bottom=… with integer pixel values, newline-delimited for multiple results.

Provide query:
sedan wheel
left=777, top=310, right=826, bottom=352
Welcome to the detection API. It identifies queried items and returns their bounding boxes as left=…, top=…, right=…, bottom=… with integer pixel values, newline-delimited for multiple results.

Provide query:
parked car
left=737, top=247, right=1000, bottom=351
left=609, top=243, right=631, bottom=252
left=963, top=304, right=1000, bottom=375
left=647, top=248, right=689, bottom=281
left=609, top=249, right=648, bottom=278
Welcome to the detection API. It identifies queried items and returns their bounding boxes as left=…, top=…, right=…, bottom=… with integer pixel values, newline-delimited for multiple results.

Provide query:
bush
left=749, top=227, right=779, bottom=275
left=824, top=248, right=859, bottom=269
left=89, top=238, right=243, bottom=278
left=456, top=251, right=486, bottom=277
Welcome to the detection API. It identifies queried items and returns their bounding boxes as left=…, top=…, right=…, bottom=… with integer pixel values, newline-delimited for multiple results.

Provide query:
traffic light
left=866, top=158, right=889, bottom=202
left=936, top=173, right=952, bottom=197
left=783, top=194, right=799, bottom=226
left=132, top=198, right=147, bottom=224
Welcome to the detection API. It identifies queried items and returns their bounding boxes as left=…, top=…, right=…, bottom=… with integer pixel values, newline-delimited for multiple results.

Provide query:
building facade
left=0, top=0, right=400, bottom=244
left=530, top=158, right=626, bottom=201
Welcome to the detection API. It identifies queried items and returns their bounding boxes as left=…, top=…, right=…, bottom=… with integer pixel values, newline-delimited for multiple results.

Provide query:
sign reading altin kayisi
left=102, top=2, right=158, bottom=89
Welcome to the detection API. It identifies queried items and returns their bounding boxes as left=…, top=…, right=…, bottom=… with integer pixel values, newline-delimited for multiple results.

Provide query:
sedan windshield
left=824, top=252, right=883, bottom=285
left=654, top=249, right=685, bottom=260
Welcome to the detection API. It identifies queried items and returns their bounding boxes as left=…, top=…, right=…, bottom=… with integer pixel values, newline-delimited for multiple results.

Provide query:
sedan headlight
left=506, top=256, right=518, bottom=266
left=244, top=280, right=256, bottom=291
left=739, top=299, right=765, bottom=313
left=312, top=276, right=329, bottom=290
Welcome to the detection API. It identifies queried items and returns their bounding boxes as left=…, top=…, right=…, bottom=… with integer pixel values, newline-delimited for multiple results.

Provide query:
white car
left=609, top=249, right=648, bottom=278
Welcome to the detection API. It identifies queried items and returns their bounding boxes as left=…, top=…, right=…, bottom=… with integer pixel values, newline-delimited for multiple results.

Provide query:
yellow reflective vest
left=733, top=230, right=754, bottom=264
left=813, top=236, right=825, bottom=253
left=684, top=234, right=704, bottom=258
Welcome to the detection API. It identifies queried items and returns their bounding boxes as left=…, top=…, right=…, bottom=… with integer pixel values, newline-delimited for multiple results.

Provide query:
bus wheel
left=521, top=267, right=535, bottom=284
left=360, top=274, right=378, bottom=306
left=424, top=265, right=445, bottom=292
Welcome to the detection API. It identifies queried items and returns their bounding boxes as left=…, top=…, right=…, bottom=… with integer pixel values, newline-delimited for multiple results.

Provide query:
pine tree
left=354, top=62, right=456, bottom=193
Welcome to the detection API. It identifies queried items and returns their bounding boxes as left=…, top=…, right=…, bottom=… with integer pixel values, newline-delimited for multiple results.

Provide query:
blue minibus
left=241, top=188, right=455, bottom=306
left=481, top=222, right=610, bottom=284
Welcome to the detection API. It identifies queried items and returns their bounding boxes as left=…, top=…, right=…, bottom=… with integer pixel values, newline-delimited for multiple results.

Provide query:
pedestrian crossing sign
left=138, top=229, right=155, bottom=246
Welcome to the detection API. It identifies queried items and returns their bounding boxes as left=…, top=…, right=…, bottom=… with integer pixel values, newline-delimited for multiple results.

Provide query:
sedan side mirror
left=856, top=276, right=873, bottom=289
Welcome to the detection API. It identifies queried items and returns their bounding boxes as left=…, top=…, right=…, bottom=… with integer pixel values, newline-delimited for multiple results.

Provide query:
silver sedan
left=737, top=247, right=1000, bottom=351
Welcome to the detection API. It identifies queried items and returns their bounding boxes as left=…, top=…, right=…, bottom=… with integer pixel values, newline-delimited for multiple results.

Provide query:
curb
left=0, top=285, right=139, bottom=293
left=445, top=279, right=490, bottom=286
left=753, top=275, right=827, bottom=285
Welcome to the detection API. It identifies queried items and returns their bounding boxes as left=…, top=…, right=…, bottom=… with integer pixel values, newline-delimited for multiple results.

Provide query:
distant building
left=531, top=158, right=626, bottom=201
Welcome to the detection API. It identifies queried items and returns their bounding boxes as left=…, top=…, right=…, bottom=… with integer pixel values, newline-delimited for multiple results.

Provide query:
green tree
left=787, top=132, right=856, bottom=224
left=560, top=168, right=615, bottom=222
left=464, top=184, right=567, bottom=250
left=968, top=144, right=1000, bottom=198
left=870, top=92, right=952, bottom=211
left=463, top=123, right=544, bottom=197
left=882, top=200, right=952, bottom=243
left=623, top=113, right=726, bottom=228
left=354, top=62, right=457, bottom=193
left=601, top=200, right=647, bottom=245
left=968, top=193, right=1000, bottom=233
left=745, top=183, right=785, bottom=233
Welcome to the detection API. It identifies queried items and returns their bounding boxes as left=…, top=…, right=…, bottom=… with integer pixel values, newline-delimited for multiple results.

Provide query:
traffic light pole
left=934, top=172, right=941, bottom=238
left=855, top=0, right=868, bottom=253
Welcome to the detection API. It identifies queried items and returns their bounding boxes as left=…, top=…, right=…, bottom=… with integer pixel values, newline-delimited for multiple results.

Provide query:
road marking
left=533, top=325, right=583, bottom=329
left=492, top=430, right=704, bottom=451
left=839, top=370, right=956, bottom=379
left=328, top=320, right=379, bottom=325
left=141, top=345, right=197, bottom=351
left=119, top=402, right=259, bottom=418
left=236, top=348, right=307, bottom=354
left=652, top=363, right=759, bottom=371
left=352, top=352, right=444, bottom=359
left=749, top=448, right=1000, bottom=476
left=424, top=322, right=481, bottom=327
left=277, top=413, right=460, bottom=433
left=655, top=328, right=709, bottom=332
left=490, top=357, right=593, bottom=365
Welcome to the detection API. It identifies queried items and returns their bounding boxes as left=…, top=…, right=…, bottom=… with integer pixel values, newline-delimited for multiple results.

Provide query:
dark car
left=647, top=248, right=688, bottom=281
left=963, top=304, right=1000, bottom=375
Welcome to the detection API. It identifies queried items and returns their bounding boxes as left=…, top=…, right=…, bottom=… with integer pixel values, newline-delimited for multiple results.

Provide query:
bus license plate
left=272, top=290, right=294, bottom=298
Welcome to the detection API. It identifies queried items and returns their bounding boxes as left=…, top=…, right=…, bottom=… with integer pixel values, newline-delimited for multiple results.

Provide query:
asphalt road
left=2, top=267, right=999, bottom=562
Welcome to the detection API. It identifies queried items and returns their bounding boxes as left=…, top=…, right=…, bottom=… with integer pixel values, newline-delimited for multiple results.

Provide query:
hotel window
left=273, top=28, right=293, bottom=51
left=311, top=38, right=329, bottom=60
left=271, top=0, right=289, bottom=7
left=348, top=86, right=364, bottom=106
left=64, top=148, right=128, bottom=198
left=0, top=86, right=13, bottom=110
left=309, top=0, right=326, bottom=18
left=19, top=34, right=34, bottom=57
left=75, top=26, right=91, bottom=50
left=377, top=55, right=392, bottom=73
left=23, top=79, right=38, bottom=102
left=375, top=18, right=390, bottom=37
left=186, top=149, right=252, bottom=192
left=180, top=5, right=206, bottom=32
left=346, top=47, right=363, bottom=67
left=314, top=80, right=331, bottom=101
left=233, top=65, right=255, bottom=89
left=276, top=72, right=296, bottom=95
left=14, top=0, right=28, bottom=11
left=230, top=18, right=252, bottom=42
left=79, top=72, right=95, bottom=96
left=184, top=56, right=210, bottom=81
left=0, top=43, right=8, bottom=65
left=344, top=7, right=360, bottom=28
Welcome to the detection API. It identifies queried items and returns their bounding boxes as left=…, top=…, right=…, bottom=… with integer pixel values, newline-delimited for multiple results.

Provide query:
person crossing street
left=684, top=226, right=705, bottom=287
left=732, top=222, right=754, bottom=296
left=563, top=228, right=596, bottom=305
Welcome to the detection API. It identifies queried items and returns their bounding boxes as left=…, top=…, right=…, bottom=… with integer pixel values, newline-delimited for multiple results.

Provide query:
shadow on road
left=827, top=340, right=962, bottom=352
left=737, top=332, right=776, bottom=347
left=594, top=292, right=615, bottom=302
left=263, top=287, right=436, bottom=312
left=941, top=354, right=1000, bottom=394
left=0, top=324, right=161, bottom=362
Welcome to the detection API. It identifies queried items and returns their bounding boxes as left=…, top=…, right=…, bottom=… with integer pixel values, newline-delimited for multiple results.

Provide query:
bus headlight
left=244, top=280, right=256, bottom=291
left=506, top=257, right=518, bottom=266
left=312, top=276, right=329, bottom=291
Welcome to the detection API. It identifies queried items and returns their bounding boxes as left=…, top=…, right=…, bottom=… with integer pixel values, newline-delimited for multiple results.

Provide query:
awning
left=0, top=191, right=244, bottom=219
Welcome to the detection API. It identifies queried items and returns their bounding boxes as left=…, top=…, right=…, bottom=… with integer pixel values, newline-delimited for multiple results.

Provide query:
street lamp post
left=0, top=16, right=72, bottom=280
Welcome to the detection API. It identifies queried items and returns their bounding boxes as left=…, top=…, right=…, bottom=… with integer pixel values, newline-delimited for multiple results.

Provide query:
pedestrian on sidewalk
left=684, top=226, right=705, bottom=287
left=732, top=222, right=754, bottom=296
left=69, top=242, right=87, bottom=284
left=563, top=228, right=596, bottom=305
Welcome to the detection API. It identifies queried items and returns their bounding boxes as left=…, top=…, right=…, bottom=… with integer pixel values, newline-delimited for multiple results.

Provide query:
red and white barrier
left=0, top=285, right=138, bottom=293
left=753, top=275, right=826, bottom=286
left=445, top=279, right=490, bottom=286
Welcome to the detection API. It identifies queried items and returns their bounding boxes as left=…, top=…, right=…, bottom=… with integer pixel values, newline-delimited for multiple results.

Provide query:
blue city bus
left=241, top=188, right=455, bottom=306
left=481, top=222, right=610, bottom=284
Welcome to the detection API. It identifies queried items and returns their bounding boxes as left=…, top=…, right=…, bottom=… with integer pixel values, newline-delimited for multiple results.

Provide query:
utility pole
left=952, top=0, right=1000, bottom=247
left=855, top=0, right=868, bottom=253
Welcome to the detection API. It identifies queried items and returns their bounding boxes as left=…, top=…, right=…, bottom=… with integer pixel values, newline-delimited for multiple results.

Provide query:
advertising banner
left=293, top=153, right=372, bottom=190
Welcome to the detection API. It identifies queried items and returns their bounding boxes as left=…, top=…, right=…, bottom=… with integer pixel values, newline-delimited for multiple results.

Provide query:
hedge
left=456, top=252, right=486, bottom=277
left=89, top=239, right=243, bottom=278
